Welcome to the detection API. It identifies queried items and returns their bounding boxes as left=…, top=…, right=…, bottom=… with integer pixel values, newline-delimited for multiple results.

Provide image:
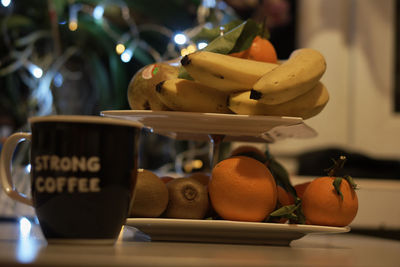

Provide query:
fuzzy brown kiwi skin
left=130, top=169, right=169, bottom=218
left=164, top=178, right=209, bottom=219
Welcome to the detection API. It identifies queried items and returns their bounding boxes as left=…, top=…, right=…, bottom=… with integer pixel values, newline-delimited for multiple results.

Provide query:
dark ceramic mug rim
left=29, top=115, right=143, bottom=128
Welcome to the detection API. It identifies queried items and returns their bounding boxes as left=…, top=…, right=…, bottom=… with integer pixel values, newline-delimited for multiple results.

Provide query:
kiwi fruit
left=164, top=177, right=209, bottom=219
left=130, top=169, right=169, bottom=218
left=187, top=172, right=210, bottom=186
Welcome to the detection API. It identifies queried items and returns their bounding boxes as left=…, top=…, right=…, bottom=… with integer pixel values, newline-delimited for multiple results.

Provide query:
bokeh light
left=115, top=43, right=126, bottom=54
left=174, top=33, right=187, bottom=45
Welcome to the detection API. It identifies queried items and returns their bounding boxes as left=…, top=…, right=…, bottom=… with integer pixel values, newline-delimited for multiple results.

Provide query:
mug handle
left=0, top=132, right=33, bottom=206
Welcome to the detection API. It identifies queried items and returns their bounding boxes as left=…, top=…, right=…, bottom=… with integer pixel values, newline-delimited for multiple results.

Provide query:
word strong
left=35, top=155, right=100, bottom=172
left=34, top=155, right=101, bottom=194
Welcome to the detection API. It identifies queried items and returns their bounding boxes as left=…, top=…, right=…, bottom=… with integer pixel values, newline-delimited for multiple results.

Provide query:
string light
left=26, top=62, right=43, bottom=78
left=93, top=5, right=104, bottom=20
left=187, top=44, right=197, bottom=53
left=1, top=0, right=235, bottom=122
left=173, top=33, right=187, bottom=45
left=120, top=49, right=132, bottom=63
left=180, top=48, right=188, bottom=56
left=68, top=20, right=78, bottom=31
left=1, top=0, right=239, bottom=177
left=183, top=159, right=203, bottom=173
left=1, top=0, right=11, bottom=7
left=197, top=42, right=208, bottom=49
left=180, top=44, right=197, bottom=56
left=115, top=43, right=126, bottom=54
left=120, top=39, right=149, bottom=63
left=53, top=72, right=63, bottom=87
left=192, top=159, right=203, bottom=169
left=68, top=4, right=82, bottom=31
left=65, top=2, right=193, bottom=60
left=219, top=26, right=225, bottom=36
left=202, top=0, right=216, bottom=8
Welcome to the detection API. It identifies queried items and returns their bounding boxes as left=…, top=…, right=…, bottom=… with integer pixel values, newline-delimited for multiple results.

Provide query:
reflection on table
left=0, top=217, right=399, bottom=267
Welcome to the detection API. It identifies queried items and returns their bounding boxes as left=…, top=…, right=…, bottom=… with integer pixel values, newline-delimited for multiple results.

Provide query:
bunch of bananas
left=138, top=48, right=329, bottom=120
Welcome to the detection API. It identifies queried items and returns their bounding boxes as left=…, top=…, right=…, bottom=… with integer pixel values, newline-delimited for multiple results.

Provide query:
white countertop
left=0, top=218, right=399, bottom=267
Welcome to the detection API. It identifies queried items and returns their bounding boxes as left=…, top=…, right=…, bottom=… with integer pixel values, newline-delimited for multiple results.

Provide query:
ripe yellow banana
left=181, top=51, right=278, bottom=93
left=229, top=82, right=329, bottom=119
left=250, top=48, right=327, bottom=105
left=127, top=63, right=178, bottom=111
left=155, top=78, right=231, bottom=113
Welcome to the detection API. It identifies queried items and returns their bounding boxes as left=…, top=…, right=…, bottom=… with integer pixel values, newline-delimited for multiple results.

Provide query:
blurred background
left=0, top=0, right=399, bottom=238
left=0, top=0, right=299, bottom=173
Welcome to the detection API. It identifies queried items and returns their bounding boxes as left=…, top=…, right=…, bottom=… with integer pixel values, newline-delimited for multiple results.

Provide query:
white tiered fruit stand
left=101, top=110, right=317, bottom=166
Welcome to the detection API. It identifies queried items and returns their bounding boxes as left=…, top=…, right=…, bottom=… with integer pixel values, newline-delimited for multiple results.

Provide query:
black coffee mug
left=0, top=115, right=142, bottom=244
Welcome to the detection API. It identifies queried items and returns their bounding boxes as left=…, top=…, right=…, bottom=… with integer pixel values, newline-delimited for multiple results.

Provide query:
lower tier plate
left=125, top=218, right=350, bottom=246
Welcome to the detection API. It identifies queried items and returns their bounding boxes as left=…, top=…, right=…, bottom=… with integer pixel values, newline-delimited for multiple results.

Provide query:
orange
left=230, top=36, right=278, bottom=63
left=229, top=145, right=267, bottom=164
left=301, top=177, right=358, bottom=227
left=271, top=185, right=295, bottom=223
left=277, top=185, right=294, bottom=207
left=209, top=156, right=277, bottom=222
left=294, top=181, right=311, bottom=199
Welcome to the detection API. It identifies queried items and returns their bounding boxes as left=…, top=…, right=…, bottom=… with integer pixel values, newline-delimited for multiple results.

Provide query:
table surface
left=0, top=218, right=399, bottom=267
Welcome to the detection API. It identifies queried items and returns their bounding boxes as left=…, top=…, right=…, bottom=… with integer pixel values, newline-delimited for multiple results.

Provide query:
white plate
left=101, top=110, right=317, bottom=142
left=125, top=218, right=350, bottom=246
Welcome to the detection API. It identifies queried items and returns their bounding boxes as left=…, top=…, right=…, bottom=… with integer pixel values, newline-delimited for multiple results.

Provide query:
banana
left=155, top=78, right=231, bottom=113
left=128, top=62, right=180, bottom=111
left=181, top=51, right=278, bottom=93
left=229, top=81, right=329, bottom=119
left=250, top=48, right=326, bottom=105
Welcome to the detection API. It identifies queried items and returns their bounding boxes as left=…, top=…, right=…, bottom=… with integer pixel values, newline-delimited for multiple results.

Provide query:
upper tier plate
left=100, top=110, right=317, bottom=142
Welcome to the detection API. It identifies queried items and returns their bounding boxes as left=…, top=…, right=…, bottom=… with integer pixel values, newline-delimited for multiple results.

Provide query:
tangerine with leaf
left=230, top=36, right=278, bottom=63
left=301, top=156, right=359, bottom=227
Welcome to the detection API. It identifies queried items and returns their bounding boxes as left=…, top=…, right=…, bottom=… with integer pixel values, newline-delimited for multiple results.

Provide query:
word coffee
left=34, top=155, right=101, bottom=194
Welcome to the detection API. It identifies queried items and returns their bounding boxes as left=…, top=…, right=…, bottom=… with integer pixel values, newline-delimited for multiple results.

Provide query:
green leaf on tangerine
left=333, top=177, right=344, bottom=200
left=270, top=204, right=298, bottom=217
left=344, top=175, right=358, bottom=190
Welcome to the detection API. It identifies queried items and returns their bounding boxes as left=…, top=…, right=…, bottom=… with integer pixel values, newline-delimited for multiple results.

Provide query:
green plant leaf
left=75, top=19, right=115, bottom=52
left=294, top=205, right=307, bottom=224
left=51, top=0, right=68, bottom=18
left=344, top=175, right=358, bottom=190
left=268, top=157, right=296, bottom=198
left=191, top=20, right=243, bottom=44
left=268, top=199, right=306, bottom=224
left=229, top=19, right=266, bottom=53
left=178, top=19, right=267, bottom=79
left=333, top=177, right=344, bottom=200
left=203, top=19, right=263, bottom=54
left=1, top=15, right=33, bottom=29
left=270, top=203, right=298, bottom=217
left=87, top=52, right=111, bottom=110
left=109, top=53, right=128, bottom=109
